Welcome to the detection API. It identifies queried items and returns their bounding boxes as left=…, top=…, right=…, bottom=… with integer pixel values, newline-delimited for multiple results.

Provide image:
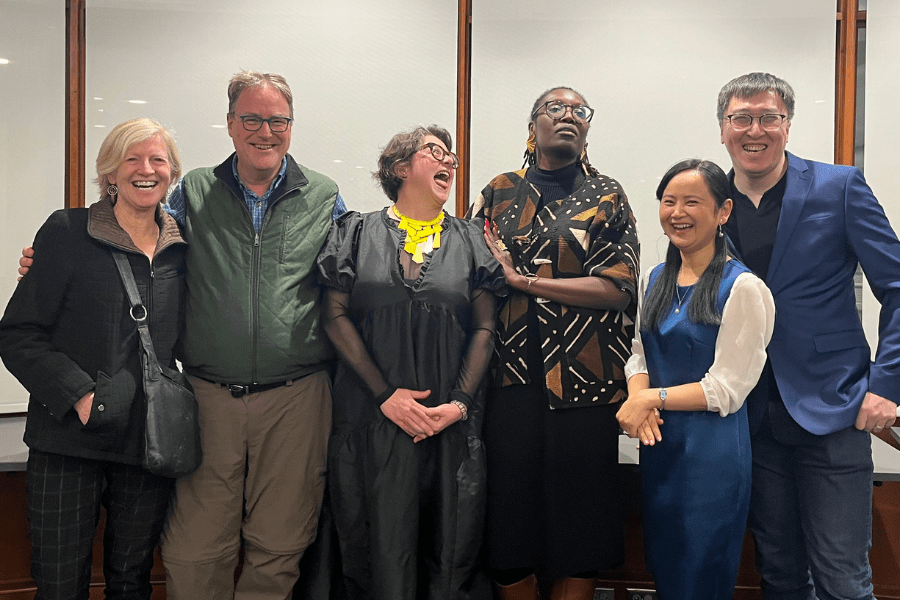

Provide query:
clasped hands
left=380, top=388, right=463, bottom=443
left=616, top=388, right=664, bottom=447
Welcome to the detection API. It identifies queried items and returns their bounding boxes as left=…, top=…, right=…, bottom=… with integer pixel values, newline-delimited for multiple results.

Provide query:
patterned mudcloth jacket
left=468, top=167, right=639, bottom=409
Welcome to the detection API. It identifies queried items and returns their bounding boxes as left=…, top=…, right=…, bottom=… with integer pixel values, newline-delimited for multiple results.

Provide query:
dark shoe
left=496, top=574, right=541, bottom=600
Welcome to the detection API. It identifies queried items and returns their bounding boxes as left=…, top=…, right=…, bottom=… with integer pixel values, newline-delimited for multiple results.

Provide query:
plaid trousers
left=26, top=450, right=173, bottom=600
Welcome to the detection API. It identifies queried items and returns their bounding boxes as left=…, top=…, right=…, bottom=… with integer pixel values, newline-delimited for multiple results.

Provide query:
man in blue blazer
left=720, top=72, right=899, bottom=600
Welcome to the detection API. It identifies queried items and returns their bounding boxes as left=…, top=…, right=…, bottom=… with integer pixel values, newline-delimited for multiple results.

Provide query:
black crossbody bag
left=111, top=249, right=202, bottom=478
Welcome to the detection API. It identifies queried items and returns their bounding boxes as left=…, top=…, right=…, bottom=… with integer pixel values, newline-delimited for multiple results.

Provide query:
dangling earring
left=107, top=184, right=119, bottom=205
left=718, top=223, right=724, bottom=238
left=522, top=133, right=536, bottom=168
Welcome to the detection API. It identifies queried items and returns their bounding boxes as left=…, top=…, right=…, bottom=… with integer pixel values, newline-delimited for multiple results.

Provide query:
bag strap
left=110, top=249, right=162, bottom=382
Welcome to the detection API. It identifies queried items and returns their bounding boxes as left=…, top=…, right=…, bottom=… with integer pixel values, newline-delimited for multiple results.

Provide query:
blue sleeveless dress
left=639, top=260, right=752, bottom=600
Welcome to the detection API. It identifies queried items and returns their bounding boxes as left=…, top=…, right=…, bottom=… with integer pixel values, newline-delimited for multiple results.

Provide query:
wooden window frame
left=836, top=0, right=865, bottom=167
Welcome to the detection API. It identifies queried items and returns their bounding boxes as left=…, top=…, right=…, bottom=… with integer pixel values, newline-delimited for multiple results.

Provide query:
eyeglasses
left=421, top=143, right=459, bottom=169
left=725, top=113, right=787, bottom=131
left=532, top=101, right=594, bottom=124
left=231, top=113, right=293, bottom=133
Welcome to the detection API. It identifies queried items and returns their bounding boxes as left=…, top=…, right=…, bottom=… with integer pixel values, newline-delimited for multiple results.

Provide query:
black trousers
left=26, top=450, right=172, bottom=600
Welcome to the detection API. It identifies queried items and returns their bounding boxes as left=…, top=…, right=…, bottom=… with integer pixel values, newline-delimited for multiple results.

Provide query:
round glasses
left=725, top=113, right=787, bottom=132
left=532, top=101, right=594, bottom=124
left=422, top=142, right=459, bottom=169
left=232, top=114, right=293, bottom=133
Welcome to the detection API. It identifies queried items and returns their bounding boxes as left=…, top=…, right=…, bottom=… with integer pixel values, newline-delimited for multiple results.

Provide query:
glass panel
left=85, top=0, right=458, bottom=215
left=470, top=0, right=836, bottom=269
left=0, top=0, right=65, bottom=413
left=861, top=0, right=900, bottom=350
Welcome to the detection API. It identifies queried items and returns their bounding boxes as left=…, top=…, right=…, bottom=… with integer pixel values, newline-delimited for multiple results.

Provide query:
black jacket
left=0, top=198, right=187, bottom=464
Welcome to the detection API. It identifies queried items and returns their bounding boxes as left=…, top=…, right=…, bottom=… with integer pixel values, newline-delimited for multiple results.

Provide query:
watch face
left=659, top=389, right=667, bottom=400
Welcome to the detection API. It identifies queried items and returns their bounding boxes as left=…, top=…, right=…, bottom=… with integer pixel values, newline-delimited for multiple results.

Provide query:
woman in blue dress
left=617, top=159, right=775, bottom=600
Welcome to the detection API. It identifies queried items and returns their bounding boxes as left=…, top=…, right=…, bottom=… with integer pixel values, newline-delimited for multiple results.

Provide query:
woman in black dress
left=467, top=87, right=639, bottom=599
left=316, top=125, right=505, bottom=600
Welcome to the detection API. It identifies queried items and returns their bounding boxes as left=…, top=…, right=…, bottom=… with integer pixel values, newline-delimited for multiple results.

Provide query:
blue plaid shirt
left=165, top=156, right=347, bottom=229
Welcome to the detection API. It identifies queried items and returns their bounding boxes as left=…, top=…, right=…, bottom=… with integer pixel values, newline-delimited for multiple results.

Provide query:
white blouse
left=624, top=265, right=776, bottom=416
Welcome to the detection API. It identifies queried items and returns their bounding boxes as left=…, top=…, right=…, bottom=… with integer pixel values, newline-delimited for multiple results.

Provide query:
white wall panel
left=862, top=1, right=900, bottom=357
left=0, top=0, right=65, bottom=412
left=84, top=0, right=458, bottom=215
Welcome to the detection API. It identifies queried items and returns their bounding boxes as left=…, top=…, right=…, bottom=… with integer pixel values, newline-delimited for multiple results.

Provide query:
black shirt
left=725, top=170, right=787, bottom=281
left=726, top=167, right=788, bottom=417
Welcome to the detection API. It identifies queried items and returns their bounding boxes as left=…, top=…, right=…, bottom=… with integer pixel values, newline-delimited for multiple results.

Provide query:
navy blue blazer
left=752, top=152, right=900, bottom=435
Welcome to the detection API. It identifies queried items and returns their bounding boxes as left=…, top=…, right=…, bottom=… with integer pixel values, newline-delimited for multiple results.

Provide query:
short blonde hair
left=95, top=118, right=182, bottom=198
left=228, top=71, right=294, bottom=118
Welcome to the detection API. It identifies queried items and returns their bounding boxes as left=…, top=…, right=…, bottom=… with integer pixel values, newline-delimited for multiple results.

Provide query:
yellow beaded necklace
left=393, top=205, right=444, bottom=264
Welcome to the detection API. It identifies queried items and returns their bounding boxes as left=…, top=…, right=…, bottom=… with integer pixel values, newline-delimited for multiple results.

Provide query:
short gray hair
left=374, top=125, right=453, bottom=202
left=716, top=72, right=795, bottom=123
left=228, top=71, right=293, bottom=117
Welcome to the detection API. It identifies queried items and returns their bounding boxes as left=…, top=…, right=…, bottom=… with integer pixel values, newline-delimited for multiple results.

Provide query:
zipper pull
left=255, top=232, right=260, bottom=247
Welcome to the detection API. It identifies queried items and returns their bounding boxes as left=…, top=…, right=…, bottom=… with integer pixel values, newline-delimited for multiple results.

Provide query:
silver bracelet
left=450, top=399, right=468, bottom=421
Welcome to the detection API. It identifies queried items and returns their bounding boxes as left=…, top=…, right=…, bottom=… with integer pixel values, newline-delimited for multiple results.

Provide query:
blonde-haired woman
left=0, top=117, right=187, bottom=599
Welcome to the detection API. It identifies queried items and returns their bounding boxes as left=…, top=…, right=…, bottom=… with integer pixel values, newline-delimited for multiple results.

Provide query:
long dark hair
left=642, top=159, right=731, bottom=331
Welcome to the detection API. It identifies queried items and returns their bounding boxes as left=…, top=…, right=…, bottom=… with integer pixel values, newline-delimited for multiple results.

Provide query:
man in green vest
left=156, top=72, right=341, bottom=600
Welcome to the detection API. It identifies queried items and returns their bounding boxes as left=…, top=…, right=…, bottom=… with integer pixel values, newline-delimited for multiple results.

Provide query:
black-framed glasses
left=725, top=113, right=787, bottom=131
left=532, top=100, right=594, bottom=124
left=231, top=113, right=293, bottom=133
left=421, top=142, right=459, bottom=169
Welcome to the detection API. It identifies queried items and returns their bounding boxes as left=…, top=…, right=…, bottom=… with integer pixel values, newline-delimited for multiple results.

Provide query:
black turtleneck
left=526, top=161, right=585, bottom=209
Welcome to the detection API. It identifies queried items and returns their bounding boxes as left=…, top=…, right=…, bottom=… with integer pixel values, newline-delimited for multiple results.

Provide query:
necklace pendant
left=675, top=308, right=680, bottom=314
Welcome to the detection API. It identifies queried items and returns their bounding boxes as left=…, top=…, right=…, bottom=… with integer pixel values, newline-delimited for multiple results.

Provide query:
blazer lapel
left=767, top=153, right=812, bottom=286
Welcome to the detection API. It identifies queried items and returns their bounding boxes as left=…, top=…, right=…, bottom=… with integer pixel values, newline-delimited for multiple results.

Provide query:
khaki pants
left=161, top=372, right=331, bottom=600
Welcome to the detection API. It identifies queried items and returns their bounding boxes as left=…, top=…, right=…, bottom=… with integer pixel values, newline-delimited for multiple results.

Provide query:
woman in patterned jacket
left=467, top=87, right=639, bottom=600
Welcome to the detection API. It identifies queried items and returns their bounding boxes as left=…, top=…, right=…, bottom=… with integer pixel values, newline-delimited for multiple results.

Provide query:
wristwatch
left=658, top=388, right=668, bottom=411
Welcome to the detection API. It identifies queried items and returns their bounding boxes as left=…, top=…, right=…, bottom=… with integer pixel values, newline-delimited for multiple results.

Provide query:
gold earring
left=522, top=133, right=537, bottom=168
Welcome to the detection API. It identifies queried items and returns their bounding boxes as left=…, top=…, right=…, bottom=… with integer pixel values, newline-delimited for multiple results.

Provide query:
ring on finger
left=494, top=240, right=508, bottom=252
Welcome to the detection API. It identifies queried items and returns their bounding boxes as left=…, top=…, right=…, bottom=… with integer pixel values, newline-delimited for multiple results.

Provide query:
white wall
left=862, top=0, right=900, bottom=360
left=0, top=0, right=65, bottom=412
left=83, top=0, right=459, bottom=214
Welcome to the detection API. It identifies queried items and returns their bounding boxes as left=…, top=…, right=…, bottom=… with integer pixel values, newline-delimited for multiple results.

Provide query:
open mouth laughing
left=434, top=170, right=452, bottom=189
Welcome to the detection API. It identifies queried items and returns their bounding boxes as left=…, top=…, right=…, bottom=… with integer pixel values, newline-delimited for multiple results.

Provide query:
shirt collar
left=728, top=162, right=789, bottom=207
left=231, top=155, right=288, bottom=199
